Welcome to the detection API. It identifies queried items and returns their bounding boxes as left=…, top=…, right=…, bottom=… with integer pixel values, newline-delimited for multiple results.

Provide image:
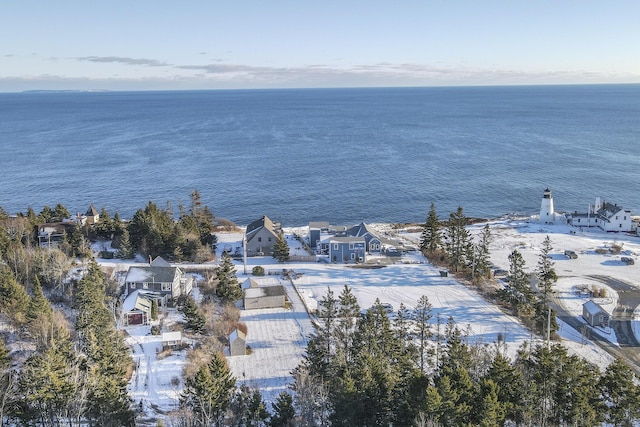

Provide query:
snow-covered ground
left=113, top=218, right=640, bottom=421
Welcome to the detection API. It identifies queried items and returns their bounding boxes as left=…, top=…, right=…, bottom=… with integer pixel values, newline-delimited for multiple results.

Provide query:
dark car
left=564, top=250, right=578, bottom=259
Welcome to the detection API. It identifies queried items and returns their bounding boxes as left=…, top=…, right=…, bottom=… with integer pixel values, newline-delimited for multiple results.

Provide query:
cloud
left=76, top=56, right=171, bottom=67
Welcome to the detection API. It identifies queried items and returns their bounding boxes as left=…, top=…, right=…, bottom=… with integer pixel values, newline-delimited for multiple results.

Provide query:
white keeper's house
left=566, top=197, right=634, bottom=232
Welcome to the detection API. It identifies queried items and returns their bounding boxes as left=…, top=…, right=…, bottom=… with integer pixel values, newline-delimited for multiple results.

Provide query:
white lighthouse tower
left=540, top=188, right=555, bottom=223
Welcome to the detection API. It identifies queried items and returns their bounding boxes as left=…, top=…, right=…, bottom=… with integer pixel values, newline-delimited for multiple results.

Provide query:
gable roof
left=230, top=329, right=246, bottom=342
left=125, top=266, right=178, bottom=284
left=244, top=285, right=286, bottom=299
left=86, top=204, right=99, bottom=217
left=151, top=256, right=171, bottom=267
left=329, top=236, right=366, bottom=244
left=246, top=215, right=281, bottom=241
left=346, top=222, right=378, bottom=238
left=583, top=300, right=607, bottom=316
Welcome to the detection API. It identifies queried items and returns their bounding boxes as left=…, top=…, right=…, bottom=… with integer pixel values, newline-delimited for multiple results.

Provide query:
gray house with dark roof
left=125, top=257, right=193, bottom=300
left=245, top=215, right=282, bottom=256
left=346, top=222, right=382, bottom=253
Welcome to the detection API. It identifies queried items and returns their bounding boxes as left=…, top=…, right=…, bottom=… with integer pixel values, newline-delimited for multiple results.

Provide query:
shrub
left=151, top=325, right=161, bottom=335
left=252, top=266, right=265, bottom=276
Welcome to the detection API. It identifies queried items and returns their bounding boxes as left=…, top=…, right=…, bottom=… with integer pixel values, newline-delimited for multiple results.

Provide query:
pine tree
left=215, top=253, right=242, bottom=302
left=151, top=299, right=158, bottom=321
left=336, top=284, right=360, bottom=358
left=535, top=235, right=558, bottom=335
left=414, top=295, right=433, bottom=372
left=419, top=202, right=442, bottom=255
left=473, top=223, right=492, bottom=282
left=272, top=233, right=290, bottom=263
left=180, top=353, right=236, bottom=426
left=117, top=228, right=135, bottom=259
left=26, top=276, right=52, bottom=322
left=599, top=358, right=640, bottom=426
left=179, top=296, right=206, bottom=334
left=504, top=249, right=535, bottom=315
left=269, top=391, right=295, bottom=427
left=0, top=266, right=31, bottom=327
left=444, top=206, right=472, bottom=273
left=536, top=235, right=557, bottom=305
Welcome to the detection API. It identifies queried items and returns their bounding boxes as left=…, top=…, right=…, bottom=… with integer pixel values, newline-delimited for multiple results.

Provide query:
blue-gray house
left=329, top=236, right=366, bottom=263
left=346, top=222, right=382, bottom=253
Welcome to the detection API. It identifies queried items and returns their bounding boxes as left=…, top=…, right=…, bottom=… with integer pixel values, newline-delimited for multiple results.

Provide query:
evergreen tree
left=228, top=384, right=268, bottom=427
left=535, top=235, right=558, bottom=336
left=0, top=266, right=30, bottom=327
left=180, top=353, right=236, bottom=426
left=336, top=284, right=360, bottom=358
left=52, top=203, right=71, bottom=222
left=272, top=233, right=290, bottom=263
left=269, top=391, right=295, bottom=427
left=151, top=299, right=159, bottom=321
left=179, top=296, right=206, bottom=334
left=215, top=253, right=242, bottom=303
left=473, top=223, right=492, bottom=282
left=503, top=249, right=535, bottom=316
left=117, top=228, right=135, bottom=259
left=414, top=295, right=433, bottom=372
left=599, top=358, right=640, bottom=426
left=444, top=206, right=472, bottom=273
left=486, top=353, right=526, bottom=424
left=419, top=202, right=442, bottom=255
left=15, top=339, right=79, bottom=426
left=26, top=276, right=52, bottom=322
left=536, top=235, right=557, bottom=306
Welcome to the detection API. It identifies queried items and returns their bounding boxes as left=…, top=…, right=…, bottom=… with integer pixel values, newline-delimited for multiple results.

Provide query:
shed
left=162, top=331, right=183, bottom=351
left=229, top=329, right=247, bottom=356
left=582, top=300, right=610, bottom=327
left=244, top=285, right=286, bottom=310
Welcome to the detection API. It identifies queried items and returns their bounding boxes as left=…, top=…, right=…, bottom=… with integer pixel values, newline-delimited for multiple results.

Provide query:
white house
left=567, top=197, right=634, bottom=232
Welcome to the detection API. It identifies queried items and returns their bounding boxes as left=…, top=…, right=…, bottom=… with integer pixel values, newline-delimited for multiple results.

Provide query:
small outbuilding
left=162, top=331, right=183, bottom=351
left=229, top=329, right=247, bottom=356
left=582, top=300, right=610, bottom=327
left=243, top=285, right=287, bottom=310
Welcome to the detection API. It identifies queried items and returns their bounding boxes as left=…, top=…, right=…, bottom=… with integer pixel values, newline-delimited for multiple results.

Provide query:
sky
left=1, top=1, right=639, bottom=92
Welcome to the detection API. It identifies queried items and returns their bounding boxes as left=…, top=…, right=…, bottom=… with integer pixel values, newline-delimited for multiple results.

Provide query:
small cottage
left=582, top=300, right=610, bottom=327
left=162, top=331, right=183, bottom=351
left=229, top=329, right=247, bottom=356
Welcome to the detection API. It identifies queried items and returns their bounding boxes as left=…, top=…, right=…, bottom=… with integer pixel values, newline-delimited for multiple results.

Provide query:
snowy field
left=115, top=218, right=640, bottom=420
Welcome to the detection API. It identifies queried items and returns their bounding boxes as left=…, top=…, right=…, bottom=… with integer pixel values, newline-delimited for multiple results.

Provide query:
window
left=620, top=224, right=622, bottom=228
left=130, top=282, right=136, bottom=289
left=258, top=237, right=262, bottom=242
left=349, top=243, right=354, bottom=250
left=616, top=216, right=619, bottom=220
left=143, top=283, right=148, bottom=289
left=268, top=237, right=272, bottom=242
left=351, top=253, right=355, bottom=260
left=334, top=244, right=338, bottom=250
left=162, top=283, right=171, bottom=291
left=624, top=216, right=627, bottom=220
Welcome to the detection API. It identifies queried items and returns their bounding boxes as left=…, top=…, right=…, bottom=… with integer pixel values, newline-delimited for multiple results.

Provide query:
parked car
left=621, top=257, right=635, bottom=265
left=564, top=250, right=578, bottom=259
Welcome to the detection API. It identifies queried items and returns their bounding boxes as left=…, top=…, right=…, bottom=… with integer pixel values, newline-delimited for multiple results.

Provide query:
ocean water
left=1, top=85, right=639, bottom=226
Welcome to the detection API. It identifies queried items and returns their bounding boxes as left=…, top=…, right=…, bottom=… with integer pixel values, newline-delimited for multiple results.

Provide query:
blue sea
left=1, top=85, right=639, bottom=227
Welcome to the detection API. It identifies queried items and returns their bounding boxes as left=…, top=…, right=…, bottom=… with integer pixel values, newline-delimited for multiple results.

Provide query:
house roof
left=346, top=222, right=378, bottom=238
left=329, top=236, right=366, bottom=244
left=122, top=290, right=155, bottom=313
left=246, top=215, right=275, bottom=234
left=583, top=300, right=607, bottom=316
left=244, top=285, right=286, bottom=299
left=309, top=221, right=330, bottom=229
left=151, top=256, right=171, bottom=267
left=162, top=331, right=182, bottom=342
left=230, top=329, right=246, bottom=341
left=86, top=204, right=99, bottom=217
left=125, top=266, right=178, bottom=283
